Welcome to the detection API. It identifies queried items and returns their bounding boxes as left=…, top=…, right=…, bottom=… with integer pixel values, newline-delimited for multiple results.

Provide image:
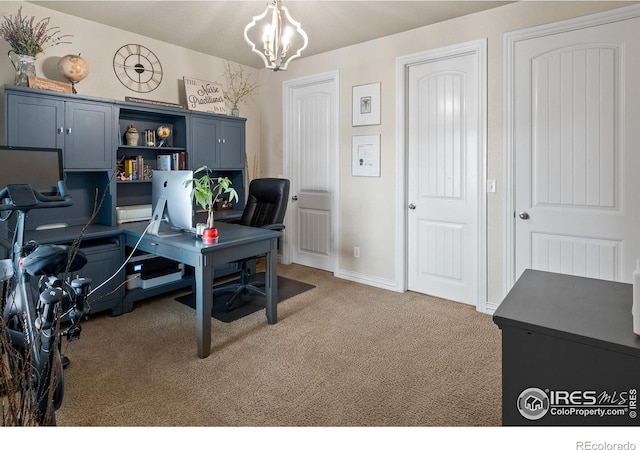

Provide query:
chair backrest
left=239, top=178, right=290, bottom=228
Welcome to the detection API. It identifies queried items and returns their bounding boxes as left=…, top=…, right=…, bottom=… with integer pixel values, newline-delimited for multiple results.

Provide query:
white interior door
left=284, top=72, right=338, bottom=272
left=512, top=10, right=640, bottom=284
left=407, top=41, right=486, bottom=306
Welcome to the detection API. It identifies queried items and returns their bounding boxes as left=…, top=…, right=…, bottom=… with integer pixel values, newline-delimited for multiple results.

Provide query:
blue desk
left=121, top=221, right=281, bottom=358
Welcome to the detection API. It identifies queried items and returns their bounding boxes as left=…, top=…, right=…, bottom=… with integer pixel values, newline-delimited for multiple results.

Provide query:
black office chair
left=214, top=178, right=290, bottom=310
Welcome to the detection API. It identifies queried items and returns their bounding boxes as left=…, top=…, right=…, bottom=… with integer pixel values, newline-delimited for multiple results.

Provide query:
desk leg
left=195, top=262, right=213, bottom=358
left=265, top=237, right=278, bottom=324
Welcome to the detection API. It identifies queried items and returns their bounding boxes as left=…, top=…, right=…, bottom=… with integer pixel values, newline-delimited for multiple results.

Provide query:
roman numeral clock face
left=113, top=44, right=163, bottom=93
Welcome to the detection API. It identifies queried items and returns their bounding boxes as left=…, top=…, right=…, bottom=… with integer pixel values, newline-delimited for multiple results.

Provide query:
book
left=157, top=154, right=172, bottom=171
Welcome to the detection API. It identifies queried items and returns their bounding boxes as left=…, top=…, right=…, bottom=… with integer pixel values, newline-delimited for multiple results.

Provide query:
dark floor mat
left=175, top=273, right=314, bottom=322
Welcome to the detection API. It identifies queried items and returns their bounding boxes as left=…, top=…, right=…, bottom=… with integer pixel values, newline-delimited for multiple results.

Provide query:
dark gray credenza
left=2, top=85, right=249, bottom=311
left=493, top=269, right=640, bottom=426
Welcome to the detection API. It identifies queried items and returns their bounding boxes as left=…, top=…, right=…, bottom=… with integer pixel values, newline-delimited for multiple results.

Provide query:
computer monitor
left=149, top=170, right=194, bottom=237
left=0, top=146, right=63, bottom=194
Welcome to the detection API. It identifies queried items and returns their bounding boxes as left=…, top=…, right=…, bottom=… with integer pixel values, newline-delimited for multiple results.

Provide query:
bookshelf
left=113, top=101, right=247, bottom=225
left=115, top=104, right=189, bottom=212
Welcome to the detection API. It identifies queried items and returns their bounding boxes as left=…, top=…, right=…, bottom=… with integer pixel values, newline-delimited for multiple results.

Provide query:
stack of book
left=119, top=152, right=187, bottom=181
left=157, top=152, right=186, bottom=171
left=123, top=156, right=145, bottom=180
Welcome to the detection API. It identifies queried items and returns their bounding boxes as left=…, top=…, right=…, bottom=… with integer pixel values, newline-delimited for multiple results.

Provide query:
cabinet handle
left=221, top=138, right=226, bottom=144
left=58, top=127, right=63, bottom=134
left=66, top=128, right=72, bottom=134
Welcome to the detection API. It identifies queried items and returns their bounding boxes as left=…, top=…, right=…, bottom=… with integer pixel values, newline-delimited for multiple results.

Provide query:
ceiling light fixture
left=244, top=0, right=308, bottom=71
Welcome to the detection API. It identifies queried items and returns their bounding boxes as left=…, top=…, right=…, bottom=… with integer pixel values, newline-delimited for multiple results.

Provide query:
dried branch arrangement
left=0, top=7, right=72, bottom=56
left=1, top=315, right=45, bottom=425
left=222, top=61, right=259, bottom=109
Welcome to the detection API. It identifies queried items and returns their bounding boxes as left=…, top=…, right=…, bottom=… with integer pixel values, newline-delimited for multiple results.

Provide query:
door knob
left=292, top=195, right=298, bottom=201
left=518, top=212, right=530, bottom=220
left=408, top=203, right=416, bottom=210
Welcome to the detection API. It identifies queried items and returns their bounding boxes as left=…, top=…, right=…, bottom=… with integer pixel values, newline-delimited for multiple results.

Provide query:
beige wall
left=257, top=1, right=636, bottom=306
left=1, top=1, right=635, bottom=307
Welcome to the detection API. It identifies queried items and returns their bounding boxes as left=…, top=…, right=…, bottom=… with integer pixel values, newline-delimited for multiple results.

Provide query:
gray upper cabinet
left=4, top=86, right=114, bottom=170
left=63, top=100, right=114, bottom=170
left=219, top=119, right=245, bottom=169
left=190, top=113, right=245, bottom=170
left=5, top=92, right=64, bottom=149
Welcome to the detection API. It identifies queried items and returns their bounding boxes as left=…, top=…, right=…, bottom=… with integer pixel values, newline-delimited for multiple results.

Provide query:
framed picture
left=352, top=135, right=380, bottom=177
left=352, top=82, right=381, bottom=126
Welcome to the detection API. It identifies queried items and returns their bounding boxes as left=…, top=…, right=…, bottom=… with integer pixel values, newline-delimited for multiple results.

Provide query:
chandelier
left=244, top=0, right=308, bottom=71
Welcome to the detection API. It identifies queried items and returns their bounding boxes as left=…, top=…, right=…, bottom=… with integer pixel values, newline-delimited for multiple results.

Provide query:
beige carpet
left=56, top=263, right=502, bottom=427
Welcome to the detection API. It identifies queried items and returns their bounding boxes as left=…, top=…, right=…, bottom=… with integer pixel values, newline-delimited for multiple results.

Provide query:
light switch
left=487, top=179, right=497, bottom=193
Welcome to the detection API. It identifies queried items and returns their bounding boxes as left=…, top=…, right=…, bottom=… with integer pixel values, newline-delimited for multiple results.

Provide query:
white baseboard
left=334, top=267, right=502, bottom=317
left=484, top=301, right=500, bottom=315
left=335, top=269, right=402, bottom=292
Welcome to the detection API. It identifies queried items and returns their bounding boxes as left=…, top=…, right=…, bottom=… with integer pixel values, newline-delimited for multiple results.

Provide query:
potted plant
left=0, top=7, right=72, bottom=86
left=186, top=166, right=238, bottom=242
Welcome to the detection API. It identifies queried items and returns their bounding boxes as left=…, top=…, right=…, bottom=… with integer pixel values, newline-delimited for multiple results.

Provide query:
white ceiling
left=30, top=1, right=513, bottom=68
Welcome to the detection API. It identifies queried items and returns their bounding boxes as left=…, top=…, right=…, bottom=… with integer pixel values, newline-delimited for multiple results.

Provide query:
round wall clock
left=113, top=44, right=163, bottom=93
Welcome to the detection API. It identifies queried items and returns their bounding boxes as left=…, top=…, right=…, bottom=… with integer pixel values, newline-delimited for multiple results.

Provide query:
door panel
left=286, top=76, right=337, bottom=272
left=513, top=16, right=640, bottom=283
left=531, top=233, right=619, bottom=280
left=407, top=44, right=484, bottom=306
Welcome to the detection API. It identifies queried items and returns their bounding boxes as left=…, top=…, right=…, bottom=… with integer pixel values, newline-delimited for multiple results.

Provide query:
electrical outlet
left=354, top=246, right=360, bottom=258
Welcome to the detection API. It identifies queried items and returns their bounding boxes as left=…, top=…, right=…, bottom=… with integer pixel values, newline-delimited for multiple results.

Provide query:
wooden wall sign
left=28, top=75, right=72, bottom=93
left=183, top=76, right=227, bottom=115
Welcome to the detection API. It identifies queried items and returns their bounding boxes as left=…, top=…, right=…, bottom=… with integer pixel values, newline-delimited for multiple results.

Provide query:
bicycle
left=0, top=182, right=91, bottom=425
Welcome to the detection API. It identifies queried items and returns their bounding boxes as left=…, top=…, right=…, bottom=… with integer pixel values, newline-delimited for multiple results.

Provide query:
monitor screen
left=150, top=170, right=194, bottom=237
left=0, top=146, right=64, bottom=194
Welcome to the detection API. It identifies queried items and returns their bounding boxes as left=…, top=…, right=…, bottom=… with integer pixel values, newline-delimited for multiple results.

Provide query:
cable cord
left=86, top=221, right=154, bottom=299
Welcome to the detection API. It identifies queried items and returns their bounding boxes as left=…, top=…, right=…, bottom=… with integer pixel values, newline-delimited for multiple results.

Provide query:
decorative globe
left=157, top=125, right=171, bottom=139
left=58, top=54, right=89, bottom=83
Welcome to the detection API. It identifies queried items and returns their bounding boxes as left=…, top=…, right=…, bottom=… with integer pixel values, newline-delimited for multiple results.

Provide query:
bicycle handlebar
left=0, top=181, right=73, bottom=212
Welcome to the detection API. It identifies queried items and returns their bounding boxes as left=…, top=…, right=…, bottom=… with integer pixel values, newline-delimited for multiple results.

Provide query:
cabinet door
left=64, top=100, right=114, bottom=169
left=219, top=119, right=245, bottom=169
left=5, top=94, right=64, bottom=149
left=190, top=115, right=220, bottom=169
left=74, top=239, right=123, bottom=315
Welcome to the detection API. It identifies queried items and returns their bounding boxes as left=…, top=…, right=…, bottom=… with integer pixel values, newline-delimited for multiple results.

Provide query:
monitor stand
left=148, top=197, right=180, bottom=237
